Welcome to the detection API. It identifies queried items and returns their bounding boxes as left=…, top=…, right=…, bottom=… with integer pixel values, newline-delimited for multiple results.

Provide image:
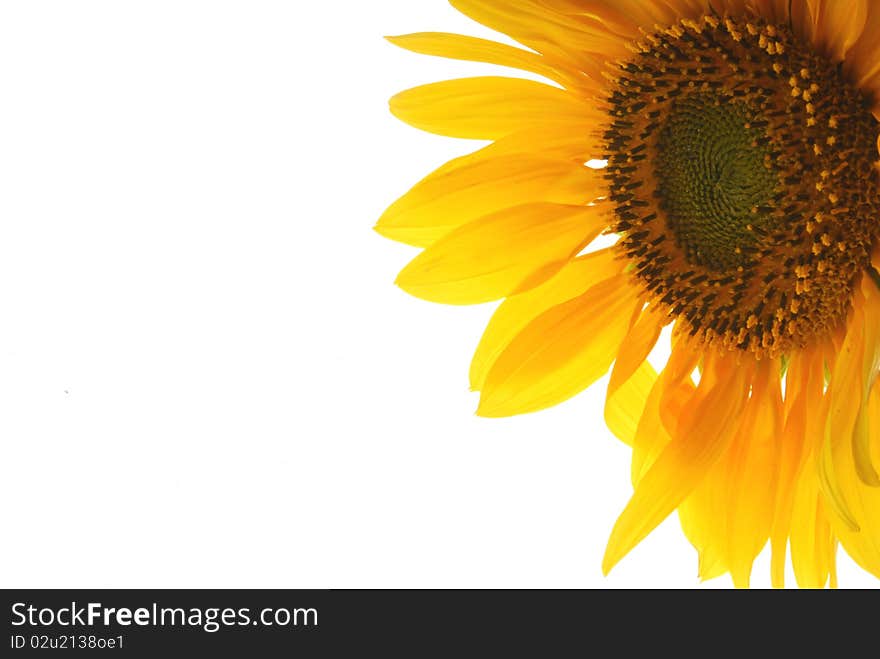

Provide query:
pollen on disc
left=602, top=14, right=880, bottom=357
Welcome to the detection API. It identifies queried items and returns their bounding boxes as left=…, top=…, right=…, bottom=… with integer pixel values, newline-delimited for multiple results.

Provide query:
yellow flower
left=376, top=0, right=880, bottom=588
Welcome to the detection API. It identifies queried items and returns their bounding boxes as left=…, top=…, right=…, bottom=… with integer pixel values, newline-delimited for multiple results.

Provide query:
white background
left=0, top=0, right=872, bottom=589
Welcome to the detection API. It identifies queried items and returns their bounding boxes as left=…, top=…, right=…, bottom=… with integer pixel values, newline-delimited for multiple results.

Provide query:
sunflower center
left=655, top=93, right=778, bottom=270
left=603, top=14, right=880, bottom=357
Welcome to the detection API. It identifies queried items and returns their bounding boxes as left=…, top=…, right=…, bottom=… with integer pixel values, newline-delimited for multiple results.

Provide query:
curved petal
left=385, top=32, right=586, bottom=90
left=818, top=290, right=867, bottom=532
left=477, top=273, right=640, bottom=417
left=390, top=76, right=592, bottom=140
left=603, top=304, right=667, bottom=446
left=769, top=344, right=825, bottom=588
left=725, top=360, right=783, bottom=587
left=607, top=305, right=666, bottom=399
left=449, top=0, right=630, bottom=60
left=605, top=360, right=658, bottom=447
left=679, top=453, right=731, bottom=582
left=603, top=353, right=753, bottom=574
left=396, top=202, right=609, bottom=305
left=533, top=0, right=685, bottom=39
left=852, top=274, right=880, bottom=486
left=470, top=248, right=622, bottom=391
left=790, top=460, right=838, bottom=588
left=682, top=360, right=782, bottom=588
left=376, top=154, right=606, bottom=247
left=830, top=379, right=880, bottom=579
left=483, top=122, right=606, bottom=162
left=633, top=342, right=696, bottom=486
left=810, top=0, right=868, bottom=62
left=844, top=2, right=880, bottom=93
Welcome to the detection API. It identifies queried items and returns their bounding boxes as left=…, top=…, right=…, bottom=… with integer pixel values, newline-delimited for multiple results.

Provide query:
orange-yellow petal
left=808, top=0, right=868, bottom=62
left=852, top=275, right=880, bottom=486
left=470, top=248, right=622, bottom=391
left=483, top=122, right=605, bottom=162
left=396, top=202, right=608, bottom=305
left=450, top=0, right=628, bottom=59
left=607, top=305, right=666, bottom=400
left=385, top=32, right=581, bottom=89
left=679, top=455, right=730, bottom=582
left=830, top=378, right=880, bottom=579
left=790, top=460, right=837, bottom=588
left=547, top=0, right=714, bottom=39
left=603, top=353, right=752, bottom=574
left=630, top=348, right=695, bottom=485
left=602, top=304, right=667, bottom=446
left=390, top=76, right=590, bottom=140
left=677, top=358, right=782, bottom=587
left=605, top=360, right=657, bottom=447
left=818, top=292, right=865, bottom=532
left=845, top=3, right=880, bottom=93
left=478, top=273, right=640, bottom=417
left=376, top=154, right=605, bottom=248
left=725, top=360, right=783, bottom=587
left=769, top=344, right=825, bottom=588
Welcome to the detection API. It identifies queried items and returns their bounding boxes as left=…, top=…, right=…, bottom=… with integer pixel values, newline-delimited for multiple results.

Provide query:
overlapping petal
left=478, top=273, right=640, bottom=417
left=376, top=154, right=605, bottom=247
left=381, top=0, right=880, bottom=588
left=470, top=247, right=622, bottom=391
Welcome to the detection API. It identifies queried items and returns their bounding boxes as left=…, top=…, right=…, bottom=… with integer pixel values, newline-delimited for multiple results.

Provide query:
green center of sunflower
left=602, top=13, right=880, bottom=357
left=655, top=94, right=778, bottom=270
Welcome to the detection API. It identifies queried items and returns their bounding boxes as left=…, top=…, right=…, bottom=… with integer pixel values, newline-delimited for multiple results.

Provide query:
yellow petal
left=602, top=305, right=667, bottom=446
left=679, top=455, right=731, bottom=582
left=478, top=273, right=639, bottom=417
left=552, top=0, right=683, bottom=37
left=852, top=275, right=880, bottom=486
left=603, top=354, right=752, bottom=574
left=725, top=360, right=783, bottom=588
left=769, top=345, right=825, bottom=588
left=396, top=202, right=608, bottom=305
left=470, top=248, right=622, bottom=391
left=789, top=0, right=821, bottom=45
left=605, top=360, right=657, bottom=447
left=426, top=120, right=602, bottom=175
left=607, top=305, right=666, bottom=400
left=390, top=77, right=589, bottom=140
left=829, top=379, right=880, bottom=578
left=818, top=295, right=865, bottom=532
left=631, top=341, right=699, bottom=486
left=790, top=461, right=837, bottom=588
left=376, top=154, right=606, bottom=247
left=484, top=122, right=605, bottom=162
left=450, top=0, right=629, bottom=59
left=678, top=356, right=783, bottom=587
left=825, top=277, right=880, bottom=579
left=812, top=0, right=868, bottom=62
left=846, top=3, right=880, bottom=94
left=385, top=32, right=579, bottom=89
left=630, top=346, right=697, bottom=486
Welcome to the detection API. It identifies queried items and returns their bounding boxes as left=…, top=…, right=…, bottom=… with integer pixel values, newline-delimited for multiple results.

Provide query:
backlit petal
left=396, top=202, right=608, bottom=305
left=478, top=274, right=640, bottom=417
left=603, top=354, right=752, bottom=574
left=470, top=248, right=622, bottom=391
left=390, top=77, right=591, bottom=140
left=376, top=154, right=606, bottom=247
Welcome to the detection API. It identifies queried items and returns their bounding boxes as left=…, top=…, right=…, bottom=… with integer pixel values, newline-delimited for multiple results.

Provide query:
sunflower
left=376, top=0, right=880, bottom=588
